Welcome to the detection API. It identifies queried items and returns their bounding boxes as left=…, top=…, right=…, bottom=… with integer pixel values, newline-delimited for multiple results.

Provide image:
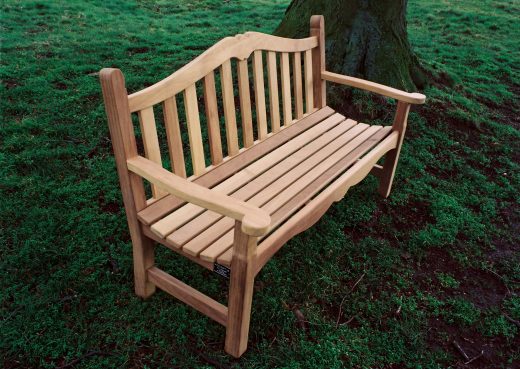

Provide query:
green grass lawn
left=1, top=0, right=519, bottom=368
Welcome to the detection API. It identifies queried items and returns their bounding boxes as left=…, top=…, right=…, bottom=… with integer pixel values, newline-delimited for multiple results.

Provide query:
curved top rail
left=128, top=32, right=318, bottom=112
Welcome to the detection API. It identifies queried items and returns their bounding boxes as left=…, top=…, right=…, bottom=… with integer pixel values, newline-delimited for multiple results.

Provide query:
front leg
left=225, top=221, right=258, bottom=357
left=378, top=101, right=411, bottom=198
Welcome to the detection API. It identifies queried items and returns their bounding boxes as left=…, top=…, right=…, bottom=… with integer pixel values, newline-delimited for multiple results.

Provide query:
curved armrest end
left=241, top=211, right=271, bottom=237
left=409, top=92, right=426, bottom=105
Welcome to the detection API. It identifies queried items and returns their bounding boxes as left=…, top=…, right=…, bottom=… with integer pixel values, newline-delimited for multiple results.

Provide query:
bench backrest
left=104, top=16, right=326, bottom=201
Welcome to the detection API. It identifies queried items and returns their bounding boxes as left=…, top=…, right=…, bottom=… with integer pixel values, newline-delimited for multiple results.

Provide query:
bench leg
left=225, top=223, right=257, bottom=358
left=100, top=69, right=156, bottom=299
left=131, top=230, right=156, bottom=298
left=377, top=149, right=401, bottom=198
left=378, top=101, right=411, bottom=198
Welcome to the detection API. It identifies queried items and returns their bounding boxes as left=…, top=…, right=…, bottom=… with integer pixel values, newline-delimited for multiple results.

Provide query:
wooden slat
left=142, top=226, right=213, bottom=271
left=138, top=106, right=165, bottom=198
left=206, top=126, right=385, bottom=264
left=266, top=51, right=281, bottom=133
left=163, top=97, right=187, bottom=178
left=252, top=51, right=268, bottom=140
left=151, top=113, right=345, bottom=238
left=175, top=120, right=357, bottom=254
left=128, top=33, right=318, bottom=112
left=280, top=52, right=292, bottom=126
left=221, top=60, right=240, bottom=156
left=203, top=71, right=223, bottom=165
left=147, top=266, right=228, bottom=326
left=183, top=84, right=206, bottom=175
left=199, top=123, right=375, bottom=262
left=237, top=59, right=254, bottom=148
left=293, top=52, right=304, bottom=119
left=253, top=129, right=397, bottom=273
left=304, top=49, right=314, bottom=113
left=128, top=156, right=270, bottom=237
left=137, top=107, right=334, bottom=225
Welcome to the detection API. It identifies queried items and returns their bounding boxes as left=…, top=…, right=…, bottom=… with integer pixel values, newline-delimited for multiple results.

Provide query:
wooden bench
left=100, top=15, right=425, bottom=357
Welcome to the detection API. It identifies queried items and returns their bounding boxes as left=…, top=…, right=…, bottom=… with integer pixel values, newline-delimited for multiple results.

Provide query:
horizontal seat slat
left=137, top=107, right=335, bottom=225
left=204, top=125, right=386, bottom=263
left=185, top=122, right=368, bottom=258
left=252, top=129, right=399, bottom=273
left=172, top=120, right=359, bottom=253
left=216, top=127, right=394, bottom=266
left=168, top=119, right=357, bottom=247
left=149, top=113, right=345, bottom=237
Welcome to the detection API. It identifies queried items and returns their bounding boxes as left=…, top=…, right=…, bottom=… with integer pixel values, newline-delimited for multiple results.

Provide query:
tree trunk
left=275, top=0, right=427, bottom=91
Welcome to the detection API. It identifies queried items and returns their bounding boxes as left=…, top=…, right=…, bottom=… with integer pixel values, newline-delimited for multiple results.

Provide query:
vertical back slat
left=138, top=106, right=166, bottom=198
left=252, top=51, right=268, bottom=140
left=237, top=59, right=254, bottom=148
left=266, top=51, right=280, bottom=133
left=304, top=49, right=314, bottom=113
left=293, top=52, right=304, bottom=119
left=183, top=84, right=206, bottom=176
left=163, top=97, right=187, bottom=178
left=220, top=60, right=240, bottom=156
left=280, top=52, right=292, bottom=126
left=203, top=71, right=224, bottom=165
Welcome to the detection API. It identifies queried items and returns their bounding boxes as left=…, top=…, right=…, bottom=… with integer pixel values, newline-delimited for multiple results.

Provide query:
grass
left=1, top=0, right=519, bottom=368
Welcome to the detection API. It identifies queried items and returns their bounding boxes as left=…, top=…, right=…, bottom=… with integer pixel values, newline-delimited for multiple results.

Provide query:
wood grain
left=163, top=96, right=187, bottom=178
left=293, top=52, right=304, bottom=119
left=266, top=51, right=281, bottom=133
left=303, top=49, right=314, bottom=113
left=137, top=108, right=334, bottom=226
left=183, top=84, right=206, bottom=175
left=203, top=71, right=224, bottom=165
left=221, top=60, right=240, bottom=156
left=252, top=50, right=268, bottom=139
left=237, top=59, right=254, bottom=147
left=138, top=106, right=166, bottom=198
left=280, top=52, right=292, bottom=126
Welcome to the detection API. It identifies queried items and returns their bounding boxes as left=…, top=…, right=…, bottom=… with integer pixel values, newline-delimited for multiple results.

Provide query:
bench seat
left=137, top=107, right=395, bottom=270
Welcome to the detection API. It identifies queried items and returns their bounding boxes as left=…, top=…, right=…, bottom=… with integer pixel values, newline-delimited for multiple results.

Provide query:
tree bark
left=275, top=0, right=427, bottom=91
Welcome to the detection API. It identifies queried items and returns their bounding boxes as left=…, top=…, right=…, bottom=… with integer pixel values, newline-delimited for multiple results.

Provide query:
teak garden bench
left=100, top=16, right=425, bottom=357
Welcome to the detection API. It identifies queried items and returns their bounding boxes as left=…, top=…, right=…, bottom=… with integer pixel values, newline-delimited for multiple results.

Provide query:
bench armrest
left=127, top=156, right=271, bottom=236
left=322, top=71, right=426, bottom=105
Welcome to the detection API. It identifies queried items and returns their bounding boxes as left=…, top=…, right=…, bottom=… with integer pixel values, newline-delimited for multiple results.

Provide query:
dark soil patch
left=344, top=199, right=434, bottom=245
left=53, top=81, right=68, bottom=90
left=427, top=317, right=517, bottom=369
left=3, top=78, right=20, bottom=89
left=97, top=191, right=121, bottom=214
left=477, top=83, right=520, bottom=131
left=127, top=46, right=150, bottom=56
left=414, top=248, right=509, bottom=309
